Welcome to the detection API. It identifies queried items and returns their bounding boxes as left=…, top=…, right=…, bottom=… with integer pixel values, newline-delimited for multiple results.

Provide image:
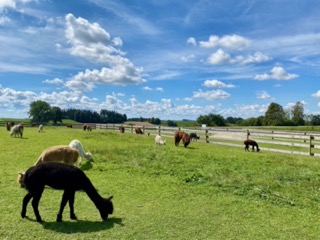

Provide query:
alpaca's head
left=17, top=171, right=25, bottom=187
left=99, top=196, right=114, bottom=220
left=85, top=152, right=93, bottom=161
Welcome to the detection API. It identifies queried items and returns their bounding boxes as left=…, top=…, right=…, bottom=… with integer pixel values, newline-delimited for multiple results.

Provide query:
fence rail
left=95, top=124, right=320, bottom=157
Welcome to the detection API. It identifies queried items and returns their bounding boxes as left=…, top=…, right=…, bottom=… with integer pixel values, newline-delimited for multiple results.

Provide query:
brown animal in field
left=83, top=124, right=92, bottom=131
left=182, top=133, right=191, bottom=148
left=119, top=126, right=125, bottom=133
left=244, top=139, right=260, bottom=152
left=18, top=145, right=81, bottom=187
left=6, top=122, right=14, bottom=131
left=135, top=127, right=143, bottom=134
left=174, top=131, right=184, bottom=146
left=66, top=124, right=73, bottom=128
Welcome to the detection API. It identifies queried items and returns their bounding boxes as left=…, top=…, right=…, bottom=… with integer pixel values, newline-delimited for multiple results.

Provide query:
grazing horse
left=244, top=139, right=260, bottom=152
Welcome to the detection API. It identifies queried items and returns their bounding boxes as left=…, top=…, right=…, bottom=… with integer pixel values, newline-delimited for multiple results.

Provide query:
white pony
left=68, top=139, right=92, bottom=165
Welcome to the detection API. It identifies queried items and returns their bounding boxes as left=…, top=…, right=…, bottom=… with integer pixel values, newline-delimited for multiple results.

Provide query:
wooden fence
left=95, top=124, right=320, bottom=157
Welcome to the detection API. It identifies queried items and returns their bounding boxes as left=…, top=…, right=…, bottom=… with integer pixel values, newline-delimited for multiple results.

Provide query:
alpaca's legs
left=21, top=193, right=33, bottom=218
left=68, top=191, right=77, bottom=220
left=57, top=191, right=70, bottom=222
left=31, top=189, right=45, bottom=222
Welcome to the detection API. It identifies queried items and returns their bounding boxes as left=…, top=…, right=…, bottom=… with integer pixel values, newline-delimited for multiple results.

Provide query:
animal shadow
left=42, top=217, right=124, bottom=233
left=80, top=160, right=94, bottom=171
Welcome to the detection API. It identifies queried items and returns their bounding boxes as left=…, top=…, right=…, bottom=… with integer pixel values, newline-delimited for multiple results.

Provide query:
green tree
left=291, top=101, right=305, bottom=126
left=197, top=113, right=226, bottom=126
left=264, top=102, right=286, bottom=126
left=51, top=106, right=63, bottom=124
left=29, top=100, right=52, bottom=124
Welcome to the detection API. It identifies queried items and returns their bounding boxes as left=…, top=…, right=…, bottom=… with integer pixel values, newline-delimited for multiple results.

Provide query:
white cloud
left=187, top=37, right=197, bottom=46
left=256, top=90, right=273, bottom=100
left=200, top=34, right=250, bottom=50
left=254, top=66, right=299, bottom=80
left=312, top=90, right=320, bottom=98
left=180, top=54, right=195, bottom=62
left=142, top=86, right=152, bottom=91
left=207, top=49, right=231, bottom=64
left=64, top=14, right=144, bottom=87
left=207, top=50, right=270, bottom=65
left=203, top=79, right=236, bottom=88
left=43, top=78, right=64, bottom=85
left=193, top=89, right=230, bottom=100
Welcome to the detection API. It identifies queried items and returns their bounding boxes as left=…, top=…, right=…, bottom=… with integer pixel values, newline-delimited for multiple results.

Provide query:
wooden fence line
left=95, top=124, right=320, bottom=157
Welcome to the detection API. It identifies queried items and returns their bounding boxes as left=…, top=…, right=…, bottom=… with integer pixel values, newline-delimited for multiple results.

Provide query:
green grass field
left=1, top=126, right=320, bottom=239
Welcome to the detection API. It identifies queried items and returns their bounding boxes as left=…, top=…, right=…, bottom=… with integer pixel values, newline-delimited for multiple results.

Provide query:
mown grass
left=1, top=126, right=320, bottom=239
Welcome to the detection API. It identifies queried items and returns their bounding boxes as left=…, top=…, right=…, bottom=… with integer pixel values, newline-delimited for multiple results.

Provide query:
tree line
left=28, top=100, right=320, bottom=126
left=197, top=101, right=320, bottom=126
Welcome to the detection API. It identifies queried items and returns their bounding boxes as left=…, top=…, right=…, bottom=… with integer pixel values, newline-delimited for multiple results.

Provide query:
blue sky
left=1, top=0, right=320, bottom=120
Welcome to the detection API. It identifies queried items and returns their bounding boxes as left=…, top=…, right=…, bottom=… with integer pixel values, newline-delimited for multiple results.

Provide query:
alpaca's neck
left=83, top=178, right=104, bottom=207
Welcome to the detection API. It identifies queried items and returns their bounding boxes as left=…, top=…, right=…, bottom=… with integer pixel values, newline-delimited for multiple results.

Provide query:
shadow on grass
left=80, top=160, right=94, bottom=171
left=41, top=217, right=124, bottom=233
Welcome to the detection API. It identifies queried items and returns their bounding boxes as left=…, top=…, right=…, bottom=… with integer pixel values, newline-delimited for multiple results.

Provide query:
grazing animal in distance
left=244, top=139, right=260, bottom=152
left=69, top=139, right=92, bottom=165
left=190, top=133, right=200, bottom=141
left=174, top=131, right=184, bottom=146
left=119, top=126, right=125, bottom=133
left=66, top=124, right=73, bottom=128
left=10, top=123, right=24, bottom=138
left=135, top=127, right=143, bottom=134
left=182, top=132, right=191, bottom=148
left=21, top=162, right=113, bottom=222
left=155, top=134, right=166, bottom=146
left=38, top=124, right=43, bottom=133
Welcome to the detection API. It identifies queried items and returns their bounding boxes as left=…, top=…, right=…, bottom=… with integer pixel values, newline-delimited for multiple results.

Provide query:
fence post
left=247, top=130, right=250, bottom=139
left=158, top=126, right=161, bottom=135
left=310, top=135, right=315, bottom=156
left=205, top=129, right=209, bottom=143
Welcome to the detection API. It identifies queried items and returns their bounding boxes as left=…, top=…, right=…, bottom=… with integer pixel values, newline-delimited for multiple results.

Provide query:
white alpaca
left=38, top=124, right=43, bottom=133
left=155, top=134, right=166, bottom=146
left=69, top=139, right=92, bottom=165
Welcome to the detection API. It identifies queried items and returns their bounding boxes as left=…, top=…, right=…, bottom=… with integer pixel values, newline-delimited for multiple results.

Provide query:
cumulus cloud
left=311, top=90, right=320, bottom=98
left=199, top=34, right=250, bottom=50
left=187, top=37, right=197, bottom=46
left=193, top=89, right=230, bottom=100
left=64, top=13, right=144, bottom=89
left=203, top=79, right=236, bottom=88
left=254, top=66, right=299, bottom=80
left=207, top=49, right=270, bottom=65
left=207, top=49, right=231, bottom=64
left=256, top=90, right=273, bottom=100
left=43, top=78, right=64, bottom=85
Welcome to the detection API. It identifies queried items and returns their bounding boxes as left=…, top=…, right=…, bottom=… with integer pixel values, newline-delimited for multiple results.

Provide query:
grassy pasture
left=1, top=126, right=320, bottom=239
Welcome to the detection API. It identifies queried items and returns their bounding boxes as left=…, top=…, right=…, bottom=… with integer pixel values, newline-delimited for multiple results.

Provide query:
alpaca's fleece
left=10, top=124, right=24, bottom=138
left=69, top=139, right=92, bottom=165
left=155, top=135, right=166, bottom=146
left=38, top=124, right=43, bottom=133
left=34, top=145, right=80, bottom=166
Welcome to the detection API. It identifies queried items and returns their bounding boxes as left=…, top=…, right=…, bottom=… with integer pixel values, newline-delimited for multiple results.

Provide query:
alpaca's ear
left=107, top=196, right=113, bottom=200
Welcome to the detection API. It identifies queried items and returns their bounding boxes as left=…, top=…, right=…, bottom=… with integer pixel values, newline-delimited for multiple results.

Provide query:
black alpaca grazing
left=21, top=162, right=113, bottom=223
left=244, top=139, right=260, bottom=152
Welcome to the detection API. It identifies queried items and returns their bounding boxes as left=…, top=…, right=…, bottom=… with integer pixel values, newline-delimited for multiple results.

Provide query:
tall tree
left=264, top=102, right=286, bottom=126
left=51, top=106, right=63, bottom=124
left=29, top=100, right=52, bottom=123
left=291, top=101, right=305, bottom=126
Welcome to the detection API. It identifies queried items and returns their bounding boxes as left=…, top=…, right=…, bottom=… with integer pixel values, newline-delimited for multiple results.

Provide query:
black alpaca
left=244, top=139, right=260, bottom=152
left=21, top=162, right=113, bottom=223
